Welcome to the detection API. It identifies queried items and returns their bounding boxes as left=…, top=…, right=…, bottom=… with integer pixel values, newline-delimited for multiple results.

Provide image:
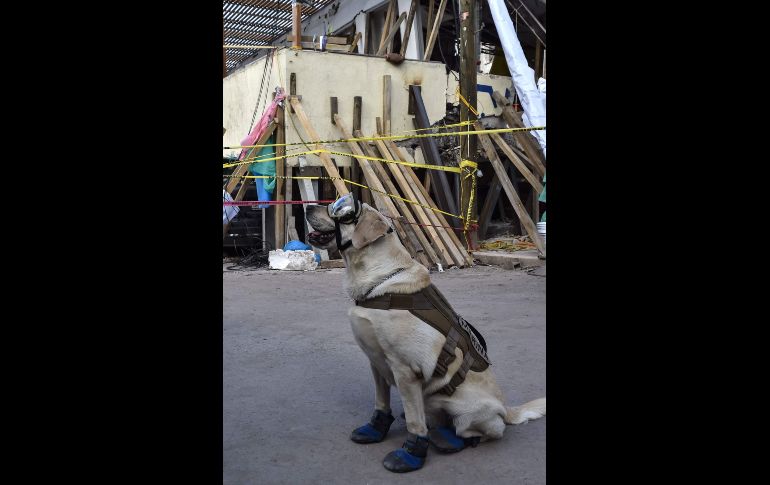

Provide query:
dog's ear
left=351, top=208, right=391, bottom=249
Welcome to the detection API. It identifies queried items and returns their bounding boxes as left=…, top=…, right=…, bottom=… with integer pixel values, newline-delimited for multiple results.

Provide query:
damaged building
left=223, top=0, right=546, bottom=270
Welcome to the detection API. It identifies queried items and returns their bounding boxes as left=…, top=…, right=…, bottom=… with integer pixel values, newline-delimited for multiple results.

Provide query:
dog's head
left=306, top=194, right=392, bottom=252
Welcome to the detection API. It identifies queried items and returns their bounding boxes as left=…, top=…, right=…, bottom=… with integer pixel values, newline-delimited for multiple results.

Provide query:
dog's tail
left=504, top=397, right=546, bottom=425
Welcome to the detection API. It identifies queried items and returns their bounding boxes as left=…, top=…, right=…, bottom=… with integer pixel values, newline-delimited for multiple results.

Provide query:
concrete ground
left=223, top=264, right=546, bottom=485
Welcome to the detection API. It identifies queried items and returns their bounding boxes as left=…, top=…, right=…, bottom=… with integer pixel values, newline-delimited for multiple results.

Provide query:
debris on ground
left=268, top=249, right=318, bottom=271
left=479, top=236, right=537, bottom=252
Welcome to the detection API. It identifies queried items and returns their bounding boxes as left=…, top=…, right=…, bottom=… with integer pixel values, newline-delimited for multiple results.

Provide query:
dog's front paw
left=382, top=434, right=429, bottom=473
left=350, top=409, right=395, bottom=444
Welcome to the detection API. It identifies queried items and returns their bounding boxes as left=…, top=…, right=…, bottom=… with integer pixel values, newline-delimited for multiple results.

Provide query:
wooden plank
left=387, top=0, right=399, bottom=53
left=286, top=34, right=350, bottom=44
left=379, top=0, right=395, bottom=54
left=330, top=97, right=338, bottom=125
left=285, top=167, right=299, bottom=242
left=395, top=163, right=465, bottom=267
left=352, top=129, right=434, bottom=266
left=386, top=141, right=469, bottom=267
left=382, top=75, right=391, bottom=135
left=426, top=0, right=434, bottom=43
left=224, top=121, right=277, bottom=195
left=375, top=140, right=456, bottom=267
left=289, top=73, right=296, bottom=113
left=274, top=103, right=286, bottom=249
left=297, top=174, right=329, bottom=261
left=289, top=96, right=349, bottom=195
left=397, top=215, right=427, bottom=261
left=459, top=0, right=478, bottom=249
left=477, top=123, right=546, bottom=256
left=295, top=42, right=352, bottom=51
left=359, top=135, right=440, bottom=266
left=410, top=85, right=457, bottom=215
left=499, top=137, right=544, bottom=178
left=353, top=96, right=362, bottom=132
left=478, top=173, right=501, bottom=240
left=492, top=91, right=546, bottom=174
left=531, top=184, right=540, bottom=223
left=292, top=2, right=302, bottom=49
left=372, top=138, right=450, bottom=267
left=349, top=32, right=362, bottom=53
left=400, top=159, right=474, bottom=266
left=335, top=116, right=432, bottom=267
left=482, top=124, right=543, bottom=193
left=400, top=0, right=419, bottom=57
left=351, top=96, right=362, bottom=200
left=376, top=12, right=407, bottom=56
left=423, top=0, right=448, bottom=61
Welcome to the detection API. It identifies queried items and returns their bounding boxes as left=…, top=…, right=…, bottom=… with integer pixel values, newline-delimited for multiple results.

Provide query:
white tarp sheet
left=487, top=0, right=547, bottom=158
left=223, top=190, right=239, bottom=224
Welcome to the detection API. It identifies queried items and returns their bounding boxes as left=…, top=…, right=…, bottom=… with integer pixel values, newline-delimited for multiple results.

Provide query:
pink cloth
left=239, top=88, right=286, bottom=160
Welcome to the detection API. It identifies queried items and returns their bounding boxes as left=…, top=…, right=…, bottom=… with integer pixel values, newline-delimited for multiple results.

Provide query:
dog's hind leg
left=350, top=365, right=395, bottom=444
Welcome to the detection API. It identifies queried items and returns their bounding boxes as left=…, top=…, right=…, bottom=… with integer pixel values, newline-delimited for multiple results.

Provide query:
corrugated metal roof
left=224, top=0, right=338, bottom=74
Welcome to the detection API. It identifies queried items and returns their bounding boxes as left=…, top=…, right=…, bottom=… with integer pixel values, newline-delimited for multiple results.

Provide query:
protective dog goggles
left=328, top=193, right=361, bottom=225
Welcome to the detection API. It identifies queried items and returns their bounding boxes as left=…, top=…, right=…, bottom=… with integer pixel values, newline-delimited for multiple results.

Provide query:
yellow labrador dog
left=306, top=195, right=545, bottom=473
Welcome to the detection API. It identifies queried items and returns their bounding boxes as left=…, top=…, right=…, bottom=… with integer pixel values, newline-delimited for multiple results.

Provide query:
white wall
left=223, top=49, right=448, bottom=167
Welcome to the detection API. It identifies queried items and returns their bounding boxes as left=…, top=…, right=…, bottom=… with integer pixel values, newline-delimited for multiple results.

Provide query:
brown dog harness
left=355, top=284, right=490, bottom=395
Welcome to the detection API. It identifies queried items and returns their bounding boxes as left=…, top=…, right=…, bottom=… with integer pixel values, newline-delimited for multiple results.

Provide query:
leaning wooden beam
left=382, top=140, right=464, bottom=266
left=477, top=124, right=546, bottom=256
left=224, top=121, right=277, bottom=195
left=289, top=96, right=349, bottom=195
left=334, top=115, right=431, bottom=267
left=378, top=0, right=396, bottom=54
left=274, top=103, right=286, bottom=249
left=387, top=141, right=469, bottom=266
left=356, top=130, right=439, bottom=267
left=492, top=91, right=547, bottom=175
left=478, top=174, right=501, bottom=241
left=388, top=142, right=474, bottom=267
left=423, top=0, right=448, bottom=61
left=297, top=174, right=330, bottom=261
left=395, top=161, right=467, bottom=267
left=410, top=85, right=457, bottom=215
left=374, top=139, right=453, bottom=267
left=399, top=0, right=419, bottom=57
left=496, top=136, right=544, bottom=178
left=376, top=12, right=407, bottom=56
left=285, top=166, right=300, bottom=242
left=382, top=75, right=392, bottom=135
left=348, top=32, right=362, bottom=53
left=397, top=216, right=427, bottom=262
left=475, top=122, right=543, bottom=193
left=364, top=131, right=446, bottom=264
left=426, top=0, right=434, bottom=45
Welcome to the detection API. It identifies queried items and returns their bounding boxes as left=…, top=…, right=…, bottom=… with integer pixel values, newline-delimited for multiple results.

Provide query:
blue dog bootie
left=382, top=433, right=429, bottom=473
left=350, top=410, right=395, bottom=444
left=428, top=426, right=481, bottom=453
